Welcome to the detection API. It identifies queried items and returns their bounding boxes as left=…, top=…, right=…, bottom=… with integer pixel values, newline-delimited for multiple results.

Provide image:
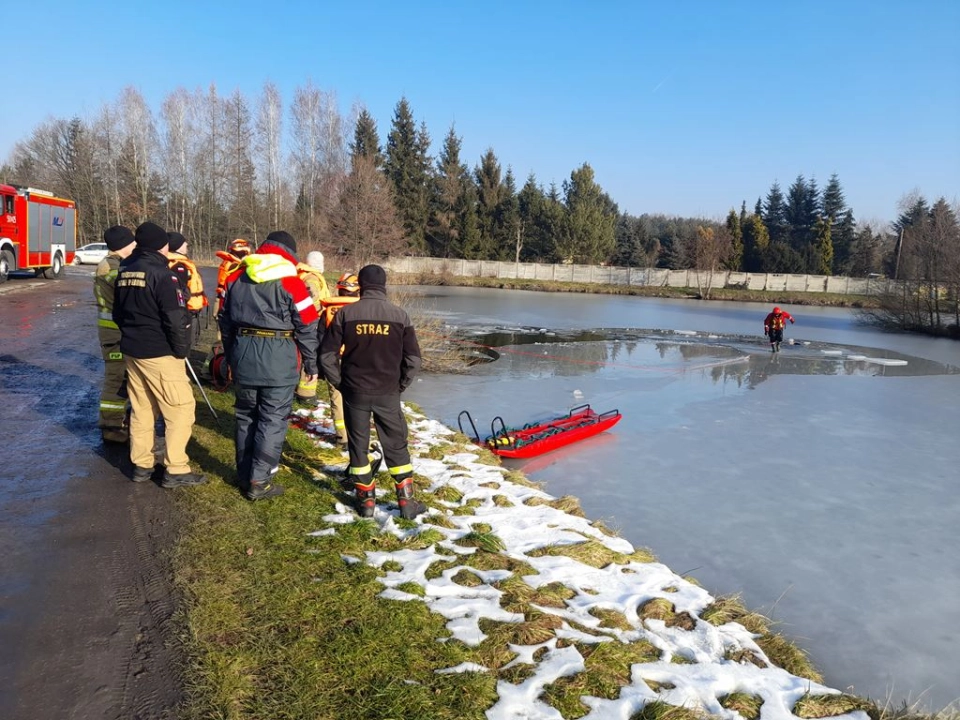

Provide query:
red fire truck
left=0, top=184, right=77, bottom=283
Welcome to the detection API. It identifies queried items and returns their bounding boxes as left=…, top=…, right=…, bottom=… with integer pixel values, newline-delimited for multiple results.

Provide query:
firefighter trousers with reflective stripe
left=234, top=384, right=296, bottom=490
left=343, top=391, right=411, bottom=477
left=98, top=326, right=127, bottom=433
left=125, top=356, right=196, bottom=474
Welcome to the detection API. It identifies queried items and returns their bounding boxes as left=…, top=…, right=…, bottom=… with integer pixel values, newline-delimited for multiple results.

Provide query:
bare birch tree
left=256, top=82, right=284, bottom=229
left=118, top=87, right=160, bottom=222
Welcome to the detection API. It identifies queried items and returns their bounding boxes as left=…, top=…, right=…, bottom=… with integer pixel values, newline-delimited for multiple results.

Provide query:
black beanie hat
left=135, top=222, right=168, bottom=251
left=103, top=225, right=135, bottom=252
left=265, top=230, right=297, bottom=257
left=358, top=264, right=387, bottom=290
left=167, top=231, right=186, bottom=253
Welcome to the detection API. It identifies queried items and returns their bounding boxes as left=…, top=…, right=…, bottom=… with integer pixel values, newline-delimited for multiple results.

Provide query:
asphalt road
left=0, top=267, right=182, bottom=720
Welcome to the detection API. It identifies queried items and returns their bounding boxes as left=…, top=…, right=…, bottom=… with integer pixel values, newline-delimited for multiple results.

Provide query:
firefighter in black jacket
left=320, top=264, right=426, bottom=519
left=219, top=231, right=320, bottom=500
left=113, top=222, right=205, bottom=488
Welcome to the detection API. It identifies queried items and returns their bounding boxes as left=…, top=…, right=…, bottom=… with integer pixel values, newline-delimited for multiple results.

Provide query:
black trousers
left=234, top=384, right=296, bottom=488
left=343, top=391, right=411, bottom=478
left=769, top=328, right=784, bottom=344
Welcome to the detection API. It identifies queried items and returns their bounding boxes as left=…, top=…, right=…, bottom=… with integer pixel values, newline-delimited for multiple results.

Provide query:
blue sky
left=3, top=0, right=957, bottom=223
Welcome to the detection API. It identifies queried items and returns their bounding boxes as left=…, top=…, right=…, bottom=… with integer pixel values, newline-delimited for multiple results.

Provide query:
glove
left=764, top=329, right=769, bottom=336
left=790, top=319, right=795, bottom=324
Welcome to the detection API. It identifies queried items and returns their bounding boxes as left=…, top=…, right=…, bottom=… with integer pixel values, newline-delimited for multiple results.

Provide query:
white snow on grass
left=299, top=402, right=868, bottom=720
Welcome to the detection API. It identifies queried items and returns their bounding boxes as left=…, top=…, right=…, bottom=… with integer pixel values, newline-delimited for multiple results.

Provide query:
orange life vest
left=321, top=295, right=359, bottom=327
left=215, top=250, right=244, bottom=314
left=168, top=253, right=208, bottom=313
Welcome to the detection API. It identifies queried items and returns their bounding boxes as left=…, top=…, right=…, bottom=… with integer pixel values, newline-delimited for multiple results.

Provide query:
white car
left=72, top=243, right=109, bottom=265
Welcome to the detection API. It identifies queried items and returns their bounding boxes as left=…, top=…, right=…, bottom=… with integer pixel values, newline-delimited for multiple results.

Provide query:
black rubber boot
left=247, top=480, right=284, bottom=501
left=394, top=474, right=426, bottom=520
left=161, top=471, right=207, bottom=489
left=353, top=475, right=376, bottom=518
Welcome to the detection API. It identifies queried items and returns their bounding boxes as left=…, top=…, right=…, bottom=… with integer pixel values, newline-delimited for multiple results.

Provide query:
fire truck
left=0, top=184, right=77, bottom=283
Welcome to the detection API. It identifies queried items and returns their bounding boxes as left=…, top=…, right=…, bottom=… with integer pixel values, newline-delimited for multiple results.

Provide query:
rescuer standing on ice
left=763, top=306, right=795, bottom=353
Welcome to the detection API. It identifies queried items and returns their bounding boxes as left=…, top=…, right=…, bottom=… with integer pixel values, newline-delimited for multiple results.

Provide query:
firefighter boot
left=161, top=471, right=207, bottom=489
left=394, top=474, right=426, bottom=520
left=132, top=465, right=155, bottom=483
left=353, top=475, right=376, bottom=518
left=247, top=479, right=284, bottom=501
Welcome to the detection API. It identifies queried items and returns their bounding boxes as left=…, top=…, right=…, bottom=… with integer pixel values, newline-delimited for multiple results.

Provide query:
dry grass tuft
left=794, top=693, right=876, bottom=719
left=527, top=539, right=631, bottom=568
left=719, top=692, right=765, bottom=720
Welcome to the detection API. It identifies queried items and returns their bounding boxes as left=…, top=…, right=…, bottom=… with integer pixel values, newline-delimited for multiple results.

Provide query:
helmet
left=229, top=238, right=251, bottom=256
left=773, top=306, right=781, bottom=314
left=337, top=272, right=359, bottom=295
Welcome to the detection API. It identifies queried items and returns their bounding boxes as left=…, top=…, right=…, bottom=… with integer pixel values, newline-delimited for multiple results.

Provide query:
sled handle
left=457, top=410, right=480, bottom=443
left=598, top=408, right=620, bottom=421
left=490, top=416, right=513, bottom=447
left=569, top=404, right=592, bottom=416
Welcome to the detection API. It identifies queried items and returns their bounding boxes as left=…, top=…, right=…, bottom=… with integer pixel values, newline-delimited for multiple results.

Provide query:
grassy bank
left=170, top=362, right=954, bottom=718
left=393, top=272, right=881, bottom=309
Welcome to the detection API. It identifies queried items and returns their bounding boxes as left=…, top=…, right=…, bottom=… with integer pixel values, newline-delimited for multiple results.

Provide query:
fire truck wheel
left=41, top=252, right=64, bottom=280
left=0, top=249, right=13, bottom=283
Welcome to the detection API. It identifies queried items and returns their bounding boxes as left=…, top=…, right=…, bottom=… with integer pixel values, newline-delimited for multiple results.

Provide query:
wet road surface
left=0, top=269, right=182, bottom=719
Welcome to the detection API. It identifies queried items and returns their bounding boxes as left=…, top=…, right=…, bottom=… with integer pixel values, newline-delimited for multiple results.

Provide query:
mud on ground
left=0, top=269, right=185, bottom=720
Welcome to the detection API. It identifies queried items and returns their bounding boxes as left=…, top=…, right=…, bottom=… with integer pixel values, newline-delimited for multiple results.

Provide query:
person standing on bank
left=763, top=305, right=795, bottom=353
left=95, top=225, right=137, bottom=444
left=219, top=231, right=320, bottom=500
left=294, top=250, right=330, bottom=408
left=167, top=231, right=208, bottom=347
left=320, top=264, right=426, bottom=519
left=113, top=222, right=205, bottom=487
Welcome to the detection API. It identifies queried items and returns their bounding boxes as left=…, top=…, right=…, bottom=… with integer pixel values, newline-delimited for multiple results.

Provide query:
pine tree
left=383, top=97, right=431, bottom=253
left=725, top=208, right=743, bottom=270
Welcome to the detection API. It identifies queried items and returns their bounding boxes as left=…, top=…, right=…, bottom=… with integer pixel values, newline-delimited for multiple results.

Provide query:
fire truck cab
left=0, top=184, right=77, bottom=283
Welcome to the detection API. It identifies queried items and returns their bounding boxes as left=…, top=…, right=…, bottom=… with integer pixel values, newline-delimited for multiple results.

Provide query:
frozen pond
left=403, top=286, right=960, bottom=711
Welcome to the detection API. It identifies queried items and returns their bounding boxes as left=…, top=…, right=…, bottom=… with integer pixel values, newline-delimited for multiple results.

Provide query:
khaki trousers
left=125, top=356, right=196, bottom=474
left=329, top=382, right=347, bottom=443
left=98, top=326, right=127, bottom=434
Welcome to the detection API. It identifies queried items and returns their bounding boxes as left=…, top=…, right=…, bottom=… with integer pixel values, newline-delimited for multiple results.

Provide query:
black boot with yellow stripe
left=392, top=472, right=426, bottom=520
left=353, top=474, right=377, bottom=518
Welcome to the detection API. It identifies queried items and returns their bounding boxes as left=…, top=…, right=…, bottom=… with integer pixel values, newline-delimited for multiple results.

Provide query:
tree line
left=1, top=82, right=956, bottom=295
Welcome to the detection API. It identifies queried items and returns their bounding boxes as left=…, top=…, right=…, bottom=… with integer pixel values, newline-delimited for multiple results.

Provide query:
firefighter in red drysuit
left=763, top=306, right=795, bottom=353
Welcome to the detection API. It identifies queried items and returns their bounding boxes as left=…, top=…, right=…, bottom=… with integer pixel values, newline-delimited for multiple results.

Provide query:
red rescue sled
left=458, top=404, right=622, bottom=459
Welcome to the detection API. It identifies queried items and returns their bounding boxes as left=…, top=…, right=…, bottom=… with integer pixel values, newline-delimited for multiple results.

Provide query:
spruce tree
left=429, top=125, right=468, bottom=257
left=350, top=108, right=382, bottom=167
left=741, top=214, right=770, bottom=272
left=812, top=216, right=834, bottom=275
left=517, top=173, right=546, bottom=261
left=474, top=148, right=503, bottom=258
left=498, top=167, right=521, bottom=261
left=725, top=208, right=743, bottom=270
left=821, top=173, right=846, bottom=221
left=763, top=181, right=788, bottom=244
left=384, top=97, right=431, bottom=253
left=562, top=163, right=618, bottom=264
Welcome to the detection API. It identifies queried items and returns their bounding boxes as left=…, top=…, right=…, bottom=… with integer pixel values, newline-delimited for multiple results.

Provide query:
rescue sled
left=458, top=404, right=622, bottom=459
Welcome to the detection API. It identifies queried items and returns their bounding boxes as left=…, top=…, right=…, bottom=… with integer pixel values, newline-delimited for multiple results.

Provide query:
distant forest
left=1, top=83, right=957, bottom=286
